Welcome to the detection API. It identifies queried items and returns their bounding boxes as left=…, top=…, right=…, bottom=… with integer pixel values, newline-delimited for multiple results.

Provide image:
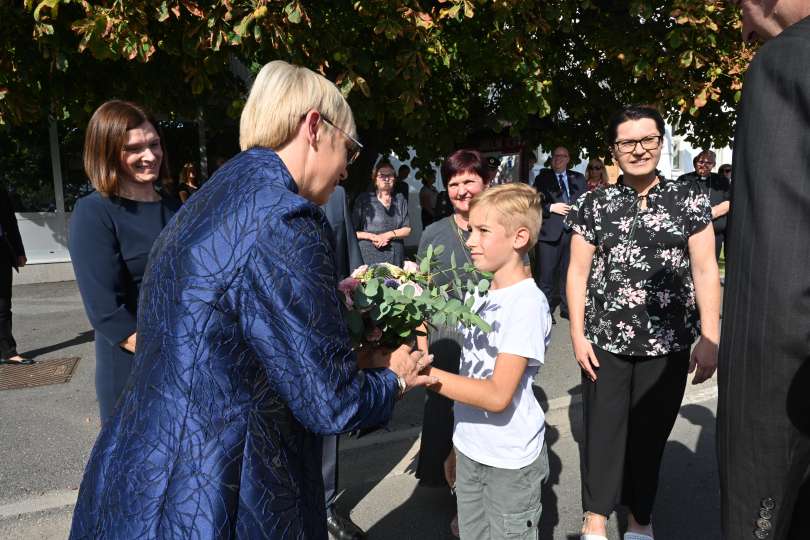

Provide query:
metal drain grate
left=0, top=357, right=80, bottom=391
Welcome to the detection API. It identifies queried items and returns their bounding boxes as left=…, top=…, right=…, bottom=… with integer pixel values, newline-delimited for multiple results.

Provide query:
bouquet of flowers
left=338, top=244, right=492, bottom=349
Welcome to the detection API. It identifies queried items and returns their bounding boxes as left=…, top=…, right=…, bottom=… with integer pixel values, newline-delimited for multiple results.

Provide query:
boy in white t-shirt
left=424, top=183, right=552, bottom=539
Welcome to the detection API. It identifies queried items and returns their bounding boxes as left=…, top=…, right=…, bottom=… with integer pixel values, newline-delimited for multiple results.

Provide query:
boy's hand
left=572, top=334, right=599, bottom=382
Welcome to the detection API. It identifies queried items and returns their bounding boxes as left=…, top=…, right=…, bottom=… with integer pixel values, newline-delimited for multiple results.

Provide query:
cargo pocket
left=503, top=505, right=542, bottom=538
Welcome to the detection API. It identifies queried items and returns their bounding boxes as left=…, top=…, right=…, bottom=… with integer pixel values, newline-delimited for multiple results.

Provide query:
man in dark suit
left=0, top=186, right=31, bottom=365
left=718, top=3, right=810, bottom=539
left=320, top=185, right=366, bottom=540
left=676, top=150, right=731, bottom=260
left=533, top=146, right=586, bottom=322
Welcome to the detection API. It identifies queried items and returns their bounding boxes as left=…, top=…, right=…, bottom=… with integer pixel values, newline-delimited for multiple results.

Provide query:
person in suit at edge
left=533, top=146, right=586, bottom=323
left=718, top=2, right=810, bottom=539
left=676, top=150, right=731, bottom=261
left=0, top=186, right=31, bottom=365
left=320, top=185, right=366, bottom=540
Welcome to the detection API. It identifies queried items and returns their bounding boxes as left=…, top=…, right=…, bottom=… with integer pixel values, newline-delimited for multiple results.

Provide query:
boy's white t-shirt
left=452, top=278, right=552, bottom=469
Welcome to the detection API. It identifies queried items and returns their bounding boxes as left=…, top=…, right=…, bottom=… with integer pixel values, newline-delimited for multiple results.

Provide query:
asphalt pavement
left=0, top=281, right=721, bottom=539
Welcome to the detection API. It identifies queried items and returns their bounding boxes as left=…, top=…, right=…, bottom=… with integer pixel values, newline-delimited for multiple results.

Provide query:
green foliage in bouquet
left=338, top=244, right=491, bottom=349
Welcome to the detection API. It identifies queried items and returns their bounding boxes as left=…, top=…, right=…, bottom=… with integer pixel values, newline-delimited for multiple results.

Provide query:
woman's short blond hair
left=239, top=60, right=356, bottom=151
left=469, top=183, right=542, bottom=250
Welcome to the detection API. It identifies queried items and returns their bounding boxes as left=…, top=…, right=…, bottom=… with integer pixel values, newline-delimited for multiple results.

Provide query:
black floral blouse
left=565, top=177, right=712, bottom=356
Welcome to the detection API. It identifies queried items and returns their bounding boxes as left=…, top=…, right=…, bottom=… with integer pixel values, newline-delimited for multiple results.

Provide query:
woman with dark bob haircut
left=566, top=105, right=720, bottom=540
left=69, top=100, right=181, bottom=423
left=415, top=148, right=489, bottom=535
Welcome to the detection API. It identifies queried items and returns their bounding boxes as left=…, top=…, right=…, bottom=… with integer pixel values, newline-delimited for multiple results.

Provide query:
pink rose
left=350, top=265, right=369, bottom=279
left=338, top=277, right=360, bottom=294
left=403, top=260, right=419, bottom=273
left=338, top=278, right=360, bottom=308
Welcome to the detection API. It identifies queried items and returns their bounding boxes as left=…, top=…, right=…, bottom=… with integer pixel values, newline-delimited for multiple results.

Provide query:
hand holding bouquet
left=338, top=244, right=491, bottom=349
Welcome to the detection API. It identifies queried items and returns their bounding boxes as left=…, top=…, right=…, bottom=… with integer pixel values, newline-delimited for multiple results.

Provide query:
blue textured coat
left=69, top=148, right=399, bottom=539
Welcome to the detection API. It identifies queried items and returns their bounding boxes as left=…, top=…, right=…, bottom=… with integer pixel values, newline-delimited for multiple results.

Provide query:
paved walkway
left=0, top=282, right=721, bottom=539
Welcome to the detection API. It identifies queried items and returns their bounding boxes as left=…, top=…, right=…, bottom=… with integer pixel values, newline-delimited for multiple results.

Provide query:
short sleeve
left=565, top=191, right=597, bottom=245
left=683, top=184, right=713, bottom=236
left=496, top=291, right=551, bottom=366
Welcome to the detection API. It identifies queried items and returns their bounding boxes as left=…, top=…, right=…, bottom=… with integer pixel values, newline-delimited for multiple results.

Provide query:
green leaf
left=364, top=278, right=379, bottom=296
left=477, top=279, right=490, bottom=293
left=434, top=244, right=445, bottom=256
left=449, top=251, right=456, bottom=268
left=432, top=312, right=446, bottom=326
left=446, top=298, right=463, bottom=313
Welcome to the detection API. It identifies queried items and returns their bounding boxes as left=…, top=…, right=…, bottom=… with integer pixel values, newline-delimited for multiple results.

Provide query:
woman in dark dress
left=69, top=100, right=180, bottom=423
left=414, top=149, right=490, bottom=536
left=352, top=160, right=411, bottom=266
left=566, top=106, right=720, bottom=539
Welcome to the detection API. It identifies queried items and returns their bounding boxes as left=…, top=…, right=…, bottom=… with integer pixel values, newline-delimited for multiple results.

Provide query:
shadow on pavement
left=533, top=385, right=564, bottom=540
left=654, top=403, right=720, bottom=540
left=20, top=330, right=94, bottom=358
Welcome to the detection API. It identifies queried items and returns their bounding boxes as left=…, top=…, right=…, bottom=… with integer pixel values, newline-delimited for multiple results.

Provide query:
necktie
left=558, top=173, right=570, bottom=203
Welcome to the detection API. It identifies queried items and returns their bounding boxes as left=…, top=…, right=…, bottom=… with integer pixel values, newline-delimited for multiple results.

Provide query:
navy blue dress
left=69, top=192, right=180, bottom=422
left=69, top=148, right=399, bottom=539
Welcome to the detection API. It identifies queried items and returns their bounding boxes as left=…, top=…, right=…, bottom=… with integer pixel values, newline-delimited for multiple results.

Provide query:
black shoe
left=559, top=311, right=569, bottom=320
left=551, top=314, right=557, bottom=325
left=326, top=507, right=366, bottom=540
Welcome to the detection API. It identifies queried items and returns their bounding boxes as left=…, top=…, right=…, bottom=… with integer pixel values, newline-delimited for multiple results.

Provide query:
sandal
left=0, top=356, right=35, bottom=365
left=581, top=512, right=608, bottom=540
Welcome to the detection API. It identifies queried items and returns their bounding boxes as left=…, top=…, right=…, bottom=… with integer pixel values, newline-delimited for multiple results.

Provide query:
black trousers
left=0, top=262, right=17, bottom=359
left=580, top=345, right=689, bottom=524
left=537, top=231, right=571, bottom=314
left=714, top=231, right=724, bottom=261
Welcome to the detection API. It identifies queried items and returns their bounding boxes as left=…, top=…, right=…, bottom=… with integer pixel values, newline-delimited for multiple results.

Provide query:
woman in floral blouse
left=566, top=106, right=721, bottom=540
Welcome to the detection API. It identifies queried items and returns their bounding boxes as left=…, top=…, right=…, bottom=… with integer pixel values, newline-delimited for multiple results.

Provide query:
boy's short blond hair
left=469, top=183, right=542, bottom=250
left=239, top=60, right=356, bottom=151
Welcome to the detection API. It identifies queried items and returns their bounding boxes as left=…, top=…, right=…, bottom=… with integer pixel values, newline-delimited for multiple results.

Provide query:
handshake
left=357, top=343, right=437, bottom=396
